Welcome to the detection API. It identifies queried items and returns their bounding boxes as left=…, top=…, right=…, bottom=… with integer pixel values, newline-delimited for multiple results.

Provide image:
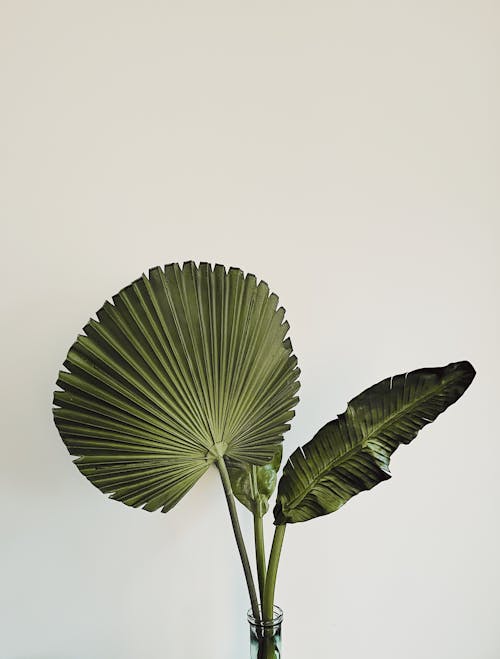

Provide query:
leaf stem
left=262, top=524, right=286, bottom=621
left=254, top=513, right=266, bottom=605
left=217, top=457, right=261, bottom=621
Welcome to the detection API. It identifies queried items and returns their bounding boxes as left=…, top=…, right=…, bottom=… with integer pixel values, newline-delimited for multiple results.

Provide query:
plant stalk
left=262, top=524, right=286, bottom=622
left=217, top=456, right=261, bottom=621
left=254, top=513, right=266, bottom=605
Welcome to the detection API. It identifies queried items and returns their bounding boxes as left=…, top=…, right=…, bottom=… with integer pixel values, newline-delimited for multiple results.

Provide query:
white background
left=1, top=2, right=498, bottom=658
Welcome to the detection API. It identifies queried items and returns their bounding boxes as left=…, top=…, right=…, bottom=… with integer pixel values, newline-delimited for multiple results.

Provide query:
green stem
left=262, top=524, right=286, bottom=622
left=254, top=513, right=266, bottom=605
left=217, top=457, right=260, bottom=621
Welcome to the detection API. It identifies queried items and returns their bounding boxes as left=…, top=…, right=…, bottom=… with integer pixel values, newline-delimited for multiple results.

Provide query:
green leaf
left=274, top=361, right=475, bottom=525
left=53, top=262, right=300, bottom=513
left=226, top=447, right=282, bottom=516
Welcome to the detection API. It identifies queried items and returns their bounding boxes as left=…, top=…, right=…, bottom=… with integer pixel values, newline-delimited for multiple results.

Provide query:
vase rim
left=247, top=605, right=283, bottom=626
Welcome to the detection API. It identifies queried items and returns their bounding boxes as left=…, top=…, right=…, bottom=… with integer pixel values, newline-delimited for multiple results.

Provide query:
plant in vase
left=53, top=262, right=475, bottom=658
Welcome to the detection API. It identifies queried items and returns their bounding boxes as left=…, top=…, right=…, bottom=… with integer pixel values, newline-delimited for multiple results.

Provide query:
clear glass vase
left=247, top=605, right=283, bottom=659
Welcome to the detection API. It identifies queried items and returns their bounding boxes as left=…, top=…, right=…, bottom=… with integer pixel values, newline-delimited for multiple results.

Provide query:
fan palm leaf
left=53, top=262, right=300, bottom=513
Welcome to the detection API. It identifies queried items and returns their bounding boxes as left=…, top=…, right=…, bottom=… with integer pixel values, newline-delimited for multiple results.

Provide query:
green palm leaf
left=274, top=361, right=475, bottom=525
left=53, top=262, right=300, bottom=513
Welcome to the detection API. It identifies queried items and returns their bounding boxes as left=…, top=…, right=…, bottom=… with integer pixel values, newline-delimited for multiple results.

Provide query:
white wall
left=1, top=2, right=498, bottom=658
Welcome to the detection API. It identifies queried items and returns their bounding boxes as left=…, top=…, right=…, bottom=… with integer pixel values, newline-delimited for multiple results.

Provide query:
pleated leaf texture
left=53, top=262, right=300, bottom=513
left=274, top=361, right=475, bottom=525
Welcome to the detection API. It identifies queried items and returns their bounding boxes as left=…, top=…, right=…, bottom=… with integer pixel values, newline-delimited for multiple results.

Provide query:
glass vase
left=247, top=605, right=283, bottom=659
